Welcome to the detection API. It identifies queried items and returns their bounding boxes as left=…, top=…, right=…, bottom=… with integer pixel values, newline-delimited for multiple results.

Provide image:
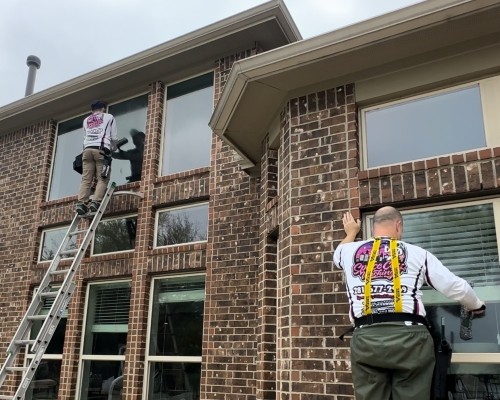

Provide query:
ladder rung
left=60, top=248, right=78, bottom=256
left=27, top=315, right=46, bottom=321
left=39, top=291, right=58, bottom=298
left=0, top=395, right=14, bottom=399
left=6, top=366, right=28, bottom=372
left=50, top=269, right=70, bottom=275
left=69, top=229, right=87, bottom=236
left=13, top=339, right=35, bottom=346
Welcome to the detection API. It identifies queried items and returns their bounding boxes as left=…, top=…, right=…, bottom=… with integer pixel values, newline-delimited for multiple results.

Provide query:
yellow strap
left=363, top=238, right=381, bottom=316
left=363, top=238, right=403, bottom=315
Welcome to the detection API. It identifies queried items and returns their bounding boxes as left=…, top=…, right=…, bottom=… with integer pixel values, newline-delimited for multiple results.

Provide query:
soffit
left=0, top=0, right=300, bottom=134
left=210, top=0, right=500, bottom=172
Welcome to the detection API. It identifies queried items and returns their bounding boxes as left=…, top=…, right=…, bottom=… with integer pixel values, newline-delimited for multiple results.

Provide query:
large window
left=92, top=214, right=137, bottom=255
left=145, top=274, right=205, bottom=400
left=48, top=95, right=148, bottom=200
left=161, top=73, right=214, bottom=175
left=365, top=200, right=500, bottom=398
left=361, top=76, right=500, bottom=169
left=48, top=115, right=86, bottom=200
left=24, top=287, right=67, bottom=400
left=79, top=281, right=131, bottom=400
left=155, top=203, right=208, bottom=248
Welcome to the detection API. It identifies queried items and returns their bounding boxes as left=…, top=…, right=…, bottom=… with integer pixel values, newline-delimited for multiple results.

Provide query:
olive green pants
left=350, top=322, right=435, bottom=400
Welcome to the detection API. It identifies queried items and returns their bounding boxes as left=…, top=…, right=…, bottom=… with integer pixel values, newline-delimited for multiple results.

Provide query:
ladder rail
left=0, top=183, right=119, bottom=400
left=31, top=184, right=116, bottom=353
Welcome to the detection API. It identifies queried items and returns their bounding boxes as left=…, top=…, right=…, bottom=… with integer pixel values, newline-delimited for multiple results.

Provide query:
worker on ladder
left=76, top=100, right=118, bottom=215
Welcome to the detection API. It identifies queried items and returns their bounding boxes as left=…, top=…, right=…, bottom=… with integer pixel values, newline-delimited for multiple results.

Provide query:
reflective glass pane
left=365, top=85, right=486, bottom=168
left=24, top=359, right=61, bottom=400
left=108, top=95, right=148, bottom=185
left=447, top=364, right=500, bottom=399
left=150, top=275, right=205, bottom=357
left=162, top=73, right=213, bottom=175
left=92, top=216, right=137, bottom=255
left=155, top=204, right=208, bottom=247
left=48, top=116, right=86, bottom=200
left=80, top=360, right=124, bottom=400
left=148, top=362, right=201, bottom=400
left=398, top=203, right=500, bottom=353
left=39, top=226, right=77, bottom=261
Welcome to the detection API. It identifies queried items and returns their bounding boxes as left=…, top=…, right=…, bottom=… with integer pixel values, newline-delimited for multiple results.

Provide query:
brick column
left=277, top=84, right=359, bottom=399
left=121, top=80, right=164, bottom=399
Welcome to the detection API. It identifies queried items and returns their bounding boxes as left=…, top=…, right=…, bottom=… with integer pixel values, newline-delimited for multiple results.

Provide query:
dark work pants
left=350, top=322, right=435, bottom=400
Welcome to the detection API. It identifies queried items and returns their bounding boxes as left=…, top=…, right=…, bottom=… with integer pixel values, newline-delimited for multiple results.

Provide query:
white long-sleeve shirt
left=333, top=237, right=482, bottom=321
left=83, top=112, right=117, bottom=150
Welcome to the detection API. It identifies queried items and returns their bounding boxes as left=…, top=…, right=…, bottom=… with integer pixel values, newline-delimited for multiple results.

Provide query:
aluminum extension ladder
left=0, top=182, right=138, bottom=400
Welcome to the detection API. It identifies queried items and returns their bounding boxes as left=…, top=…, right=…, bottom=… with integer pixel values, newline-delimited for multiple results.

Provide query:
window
left=108, top=95, right=148, bottom=185
left=155, top=203, right=208, bottom=247
left=365, top=200, right=500, bottom=397
left=48, top=115, right=86, bottom=200
left=24, top=287, right=67, bottom=400
left=48, top=95, right=148, bottom=201
left=145, top=275, right=205, bottom=400
left=161, top=73, right=214, bottom=175
left=92, top=215, right=137, bottom=255
left=361, top=77, right=500, bottom=169
left=79, top=281, right=131, bottom=400
left=39, top=226, right=77, bottom=262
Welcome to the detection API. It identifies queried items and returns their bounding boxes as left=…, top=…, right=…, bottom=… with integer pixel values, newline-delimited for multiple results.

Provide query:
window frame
left=360, top=75, right=500, bottom=170
left=143, top=273, right=205, bottom=399
left=159, top=70, right=214, bottom=176
left=153, top=202, right=209, bottom=249
left=38, top=225, right=76, bottom=263
left=90, top=213, right=138, bottom=256
left=47, top=113, right=87, bottom=201
left=76, top=280, right=131, bottom=399
left=362, top=197, right=500, bottom=365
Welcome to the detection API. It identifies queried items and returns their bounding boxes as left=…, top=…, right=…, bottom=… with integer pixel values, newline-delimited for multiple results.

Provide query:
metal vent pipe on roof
left=25, top=55, right=41, bottom=96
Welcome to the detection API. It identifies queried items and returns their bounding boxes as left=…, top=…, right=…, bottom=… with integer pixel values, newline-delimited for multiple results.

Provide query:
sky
left=0, top=0, right=424, bottom=108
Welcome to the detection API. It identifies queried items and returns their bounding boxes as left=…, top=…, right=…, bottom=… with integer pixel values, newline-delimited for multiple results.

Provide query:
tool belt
left=339, top=312, right=431, bottom=340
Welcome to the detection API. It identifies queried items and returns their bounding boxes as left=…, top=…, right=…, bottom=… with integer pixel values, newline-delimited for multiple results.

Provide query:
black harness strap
left=339, top=312, right=431, bottom=341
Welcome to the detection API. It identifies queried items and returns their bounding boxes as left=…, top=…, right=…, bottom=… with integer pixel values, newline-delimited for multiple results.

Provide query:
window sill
left=155, top=167, right=210, bottom=184
left=151, top=241, right=207, bottom=255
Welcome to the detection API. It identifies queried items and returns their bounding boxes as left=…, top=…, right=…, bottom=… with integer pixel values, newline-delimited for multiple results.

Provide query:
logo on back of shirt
left=86, top=113, right=104, bottom=129
left=351, top=241, right=408, bottom=281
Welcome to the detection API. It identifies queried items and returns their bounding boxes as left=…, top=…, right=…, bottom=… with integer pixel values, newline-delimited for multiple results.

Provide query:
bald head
left=373, top=206, right=403, bottom=239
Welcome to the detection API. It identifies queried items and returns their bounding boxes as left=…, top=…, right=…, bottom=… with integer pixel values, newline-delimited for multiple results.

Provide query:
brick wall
left=201, top=49, right=261, bottom=400
left=276, top=84, right=358, bottom=400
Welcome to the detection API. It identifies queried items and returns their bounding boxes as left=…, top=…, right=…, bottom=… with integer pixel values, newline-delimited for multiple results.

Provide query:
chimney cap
left=26, top=55, right=41, bottom=69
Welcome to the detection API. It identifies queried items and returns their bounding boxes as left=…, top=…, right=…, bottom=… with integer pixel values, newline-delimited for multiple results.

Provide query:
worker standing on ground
left=76, top=100, right=117, bottom=215
left=333, top=206, right=485, bottom=400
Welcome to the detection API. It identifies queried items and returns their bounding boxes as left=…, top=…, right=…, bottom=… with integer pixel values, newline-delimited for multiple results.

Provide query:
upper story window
left=48, top=95, right=148, bottom=201
left=361, top=75, right=500, bottom=169
left=154, top=203, right=209, bottom=248
left=161, top=73, right=214, bottom=176
left=48, top=115, right=86, bottom=200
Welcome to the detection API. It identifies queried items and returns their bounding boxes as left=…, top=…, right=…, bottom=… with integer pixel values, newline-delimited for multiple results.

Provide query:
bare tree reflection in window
left=157, top=213, right=207, bottom=247
left=93, top=217, right=137, bottom=255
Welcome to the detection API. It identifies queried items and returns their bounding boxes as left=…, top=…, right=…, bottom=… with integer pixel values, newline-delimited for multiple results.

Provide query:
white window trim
left=153, top=202, right=209, bottom=249
left=142, top=273, right=205, bottom=399
left=90, top=213, right=137, bottom=256
left=360, top=75, right=500, bottom=170
left=75, top=280, right=131, bottom=398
